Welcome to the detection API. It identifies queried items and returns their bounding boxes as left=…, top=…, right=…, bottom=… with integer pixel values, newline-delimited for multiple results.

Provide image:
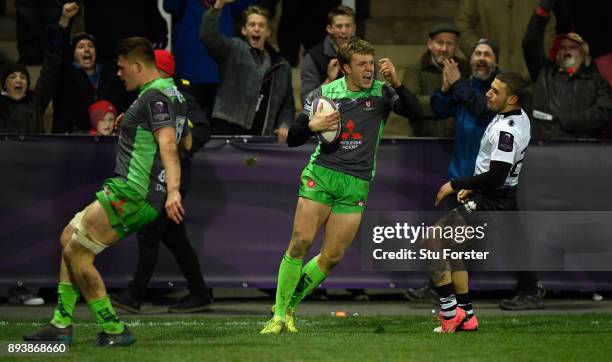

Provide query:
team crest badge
left=362, top=99, right=376, bottom=111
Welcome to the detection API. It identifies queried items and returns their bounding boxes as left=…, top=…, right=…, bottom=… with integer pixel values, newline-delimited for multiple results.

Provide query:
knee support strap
left=69, top=210, right=107, bottom=255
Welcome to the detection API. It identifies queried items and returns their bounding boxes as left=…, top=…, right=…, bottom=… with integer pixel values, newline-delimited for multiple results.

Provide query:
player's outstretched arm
left=156, top=127, right=185, bottom=224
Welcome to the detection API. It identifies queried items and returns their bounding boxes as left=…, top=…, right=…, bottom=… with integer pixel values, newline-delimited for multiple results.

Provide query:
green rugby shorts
left=298, top=163, right=370, bottom=213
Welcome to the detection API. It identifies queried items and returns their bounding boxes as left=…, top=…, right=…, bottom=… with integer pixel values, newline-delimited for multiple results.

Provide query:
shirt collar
left=499, top=108, right=522, bottom=118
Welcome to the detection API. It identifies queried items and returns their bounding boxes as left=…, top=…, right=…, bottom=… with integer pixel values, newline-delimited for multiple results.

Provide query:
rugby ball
left=309, top=96, right=341, bottom=144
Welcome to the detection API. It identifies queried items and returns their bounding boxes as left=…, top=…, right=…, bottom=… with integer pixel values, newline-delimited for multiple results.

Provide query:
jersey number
left=175, top=116, right=186, bottom=143
left=509, top=148, right=527, bottom=177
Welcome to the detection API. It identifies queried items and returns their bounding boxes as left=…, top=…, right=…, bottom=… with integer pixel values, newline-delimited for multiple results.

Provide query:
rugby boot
left=285, top=307, right=298, bottom=333
left=260, top=316, right=285, bottom=335
left=94, top=325, right=135, bottom=347
left=459, top=314, right=479, bottom=331
left=23, top=324, right=73, bottom=345
left=433, top=307, right=466, bottom=333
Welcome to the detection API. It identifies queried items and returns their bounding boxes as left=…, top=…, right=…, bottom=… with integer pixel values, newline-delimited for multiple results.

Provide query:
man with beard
left=402, top=23, right=471, bottom=137
left=432, top=38, right=499, bottom=183
left=300, top=5, right=356, bottom=105
left=523, top=2, right=612, bottom=140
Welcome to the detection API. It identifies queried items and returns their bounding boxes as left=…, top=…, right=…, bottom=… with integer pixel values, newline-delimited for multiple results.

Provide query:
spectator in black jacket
left=523, top=0, right=612, bottom=139
left=110, top=49, right=213, bottom=314
left=52, top=32, right=134, bottom=134
left=0, top=2, right=79, bottom=134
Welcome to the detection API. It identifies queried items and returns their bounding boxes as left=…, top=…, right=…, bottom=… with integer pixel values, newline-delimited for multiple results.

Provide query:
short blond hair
left=337, top=37, right=374, bottom=67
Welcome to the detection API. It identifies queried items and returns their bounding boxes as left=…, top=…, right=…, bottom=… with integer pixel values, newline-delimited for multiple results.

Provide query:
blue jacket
left=163, top=0, right=256, bottom=84
left=431, top=72, right=498, bottom=179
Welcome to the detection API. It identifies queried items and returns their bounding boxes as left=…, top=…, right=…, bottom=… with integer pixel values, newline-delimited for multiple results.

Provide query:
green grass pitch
left=2, top=314, right=612, bottom=361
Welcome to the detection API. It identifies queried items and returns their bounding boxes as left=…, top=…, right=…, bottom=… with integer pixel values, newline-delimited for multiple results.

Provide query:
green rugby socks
left=289, top=256, right=327, bottom=309
left=273, top=253, right=303, bottom=319
left=88, top=296, right=125, bottom=334
left=51, top=283, right=80, bottom=328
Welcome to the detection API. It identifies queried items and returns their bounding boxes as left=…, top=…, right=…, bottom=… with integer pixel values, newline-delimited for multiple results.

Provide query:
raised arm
left=379, top=58, right=423, bottom=120
left=34, top=2, right=79, bottom=118
left=200, top=0, right=235, bottom=63
left=522, top=11, right=550, bottom=82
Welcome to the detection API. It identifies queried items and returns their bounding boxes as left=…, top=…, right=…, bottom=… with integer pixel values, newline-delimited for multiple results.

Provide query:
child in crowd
left=87, top=100, right=116, bottom=136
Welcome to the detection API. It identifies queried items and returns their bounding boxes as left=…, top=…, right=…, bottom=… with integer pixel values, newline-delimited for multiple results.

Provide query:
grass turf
left=1, top=314, right=612, bottom=361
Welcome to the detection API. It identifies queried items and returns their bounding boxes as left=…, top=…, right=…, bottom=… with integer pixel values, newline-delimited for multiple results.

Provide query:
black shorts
left=457, top=188, right=517, bottom=216
left=452, top=187, right=525, bottom=270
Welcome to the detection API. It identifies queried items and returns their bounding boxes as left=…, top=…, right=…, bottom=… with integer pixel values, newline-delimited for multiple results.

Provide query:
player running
left=23, top=37, right=189, bottom=346
left=260, top=37, right=422, bottom=334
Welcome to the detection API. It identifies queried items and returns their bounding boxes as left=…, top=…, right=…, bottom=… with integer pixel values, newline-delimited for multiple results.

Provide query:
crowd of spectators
left=1, top=0, right=610, bottom=139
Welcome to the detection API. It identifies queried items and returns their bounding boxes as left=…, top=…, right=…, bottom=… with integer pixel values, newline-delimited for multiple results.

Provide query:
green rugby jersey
left=114, top=77, right=188, bottom=212
left=303, top=78, right=399, bottom=181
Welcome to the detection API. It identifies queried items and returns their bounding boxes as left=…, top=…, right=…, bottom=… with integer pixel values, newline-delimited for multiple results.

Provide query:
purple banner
left=1, top=136, right=611, bottom=290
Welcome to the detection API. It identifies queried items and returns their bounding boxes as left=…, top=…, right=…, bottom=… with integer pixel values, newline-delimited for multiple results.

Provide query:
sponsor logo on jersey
left=498, top=131, right=514, bottom=152
left=340, top=119, right=363, bottom=150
